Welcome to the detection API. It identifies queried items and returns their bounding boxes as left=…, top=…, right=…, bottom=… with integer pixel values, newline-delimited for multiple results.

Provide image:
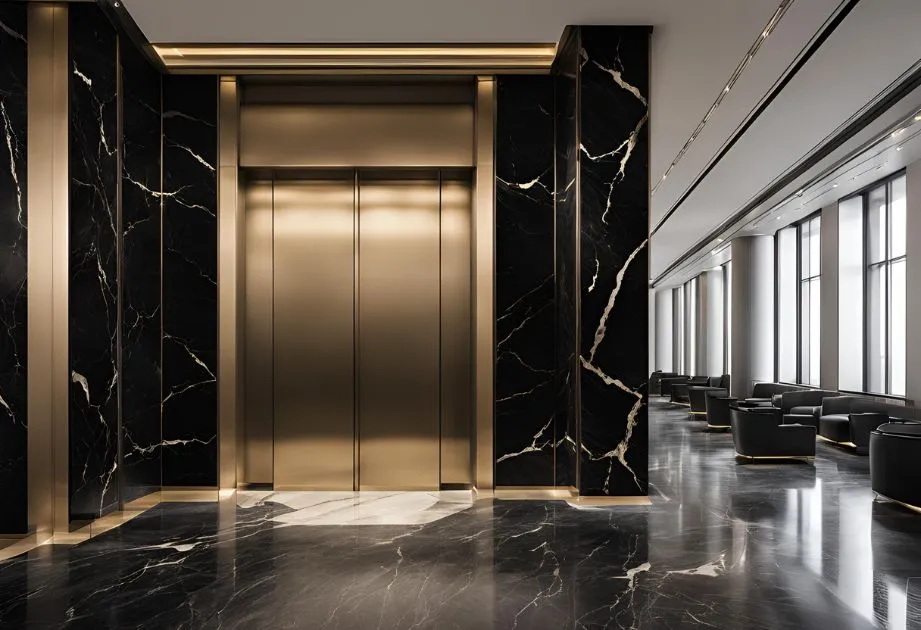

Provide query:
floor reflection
left=0, top=399, right=920, bottom=628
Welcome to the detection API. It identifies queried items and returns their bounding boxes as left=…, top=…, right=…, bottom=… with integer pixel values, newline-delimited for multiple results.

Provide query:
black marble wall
left=161, top=76, right=218, bottom=487
left=120, top=38, right=162, bottom=503
left=554, top=36, right=580, bottom=489
left=575, top=27, right=650, bottom=496
left=69, top=4, right=120, bottom=520
left=0, top=3, right=28, bottom=534
left=494, top=76, right=556, bottom=487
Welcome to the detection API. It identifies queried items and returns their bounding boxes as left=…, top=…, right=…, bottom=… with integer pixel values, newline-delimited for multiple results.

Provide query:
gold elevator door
left=242, top=171, right=472, bottom=491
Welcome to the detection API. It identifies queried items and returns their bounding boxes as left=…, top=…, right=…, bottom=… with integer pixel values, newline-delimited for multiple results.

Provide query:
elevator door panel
left=273, top=178, right=355, bottom=490
left=358, top=177, right=441, bottom=489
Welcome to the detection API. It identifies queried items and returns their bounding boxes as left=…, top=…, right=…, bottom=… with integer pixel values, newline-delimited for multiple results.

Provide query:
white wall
left=654, top=290, right=674, bottom=372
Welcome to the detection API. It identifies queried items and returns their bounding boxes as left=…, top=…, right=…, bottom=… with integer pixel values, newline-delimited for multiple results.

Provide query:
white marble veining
left=236, top=491, right=475, bottom=526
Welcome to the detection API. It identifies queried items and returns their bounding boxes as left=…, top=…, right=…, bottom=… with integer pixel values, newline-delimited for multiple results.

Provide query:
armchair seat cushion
left=790, top=405, right=820, bottom=417
left=819, top=416, right=851, bottom=443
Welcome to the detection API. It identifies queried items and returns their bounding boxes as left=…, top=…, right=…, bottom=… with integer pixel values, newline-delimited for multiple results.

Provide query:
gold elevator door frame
left=241, top=170, right=472, bottom=491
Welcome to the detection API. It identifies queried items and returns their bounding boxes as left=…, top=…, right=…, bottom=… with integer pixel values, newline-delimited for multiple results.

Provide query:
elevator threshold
left=236, top=490, right=474, bottom=526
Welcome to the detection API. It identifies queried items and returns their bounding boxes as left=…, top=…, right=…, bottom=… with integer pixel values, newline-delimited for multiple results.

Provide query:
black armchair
left=649, top=371, right=677, bottom=396
left=730, top=406, right=816, bottom=459
left=705, top=395, right=736, bottom=429
left=660, top=376, right=689, bottom=398
left=780, top=389, right=841, bottom=428
left=688, top=375, right=731, bottom=415
left=671, top=376, right=709, bottom=405
left=871, top=423, right=921, bottom=509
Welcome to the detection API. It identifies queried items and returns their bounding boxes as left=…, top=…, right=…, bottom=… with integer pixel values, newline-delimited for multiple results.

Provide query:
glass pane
left=890, top=175, right=906, bottom=259
left=838, top=196, right=864, bottom=391
left=810, top=279, right=821, bottom=387
left=867, top=185, right=887, bottom=264
left=800, top=281, right=810, bottom=383
left=687, top=279, right=697, bottom=375
left=674, top=286, right=684, bottom=374
left=777, top=228, right=798, bottom=382
left=809, top=217, right=821, bottom=277
left=890, top=260, right=906, bottom=396
left=867, top=266, right=886, bottom=393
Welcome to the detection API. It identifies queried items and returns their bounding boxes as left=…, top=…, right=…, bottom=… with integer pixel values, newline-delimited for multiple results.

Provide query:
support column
left=654, top=290, right=673, bottom=372
left=905, top=161, right=921, bottom=402
left=729, top=236, right=775, bottom=397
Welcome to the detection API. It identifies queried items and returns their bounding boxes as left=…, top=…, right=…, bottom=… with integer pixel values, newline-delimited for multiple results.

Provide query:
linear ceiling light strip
left=650, top=0, right=794, bottom=197
left=649, top=0, right=859, bottom=238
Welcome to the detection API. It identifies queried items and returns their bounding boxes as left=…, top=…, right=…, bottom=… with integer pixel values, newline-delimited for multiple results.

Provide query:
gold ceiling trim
left=151, top=43, right=557, bottom=74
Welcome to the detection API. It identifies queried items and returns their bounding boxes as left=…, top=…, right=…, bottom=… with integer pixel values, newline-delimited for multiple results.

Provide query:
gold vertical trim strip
left=27, top=3, right=70, bottom=537
left=473, top=77, right=495, bottom=490
left=217, top=76, right=240, bottom=489
left=27, top=3, right=62, bottom=539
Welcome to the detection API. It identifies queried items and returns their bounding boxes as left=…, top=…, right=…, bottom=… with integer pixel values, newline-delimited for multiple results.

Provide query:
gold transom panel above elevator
left=237, top=79, right=478, bottom=492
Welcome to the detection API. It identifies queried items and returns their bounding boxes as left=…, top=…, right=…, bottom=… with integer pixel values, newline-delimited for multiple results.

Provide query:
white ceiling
left=122, top=0, right=920, bottom=285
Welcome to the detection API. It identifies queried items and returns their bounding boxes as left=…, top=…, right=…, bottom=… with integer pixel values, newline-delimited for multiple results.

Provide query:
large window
left=865, top=175, right=906, bottom=395
left=775, top=216, right=820, bottom=385
left=685, top=278, right=697, bottom=375
left=800, top=216, right=821, bottom=386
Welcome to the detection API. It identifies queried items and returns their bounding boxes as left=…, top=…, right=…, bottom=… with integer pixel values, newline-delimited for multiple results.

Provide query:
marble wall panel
left=494, top=76, right=556, bottom=487
left=161, top=75, right=218, bottom=487
left=120, top=37, right=162, bottom=503
left=69, top=4, right=120, bottom=519
left=576, top=27, right=650, bottom=496
left=0, top=2, right=28, bottom=533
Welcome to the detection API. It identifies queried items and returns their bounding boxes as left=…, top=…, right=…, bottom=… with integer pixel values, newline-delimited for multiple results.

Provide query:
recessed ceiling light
left=897, top=145, right=904, bottom=151
left=796, top=189, right=804, bottom=197
left=831, top=183, right=839, bottom=188
left=915, top=114, right=921, bottom=122
left=892, top=128, right=905, bottom=138
left=717, top=238, right=724, bottom=243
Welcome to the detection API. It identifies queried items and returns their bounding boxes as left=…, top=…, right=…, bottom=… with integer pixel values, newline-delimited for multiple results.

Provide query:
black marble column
left=69, top=4, right=120, bottom=520
left=0, top=3, right=28, bottom=534
left=120, top=39, right=162, bottom=503
left=161, top=75, right=218, bottom=487
left=574, top=27, right=650, bottom=496
left=553, top=37, right=581, bottom=489
left=494, top=76, right=556, bottom=487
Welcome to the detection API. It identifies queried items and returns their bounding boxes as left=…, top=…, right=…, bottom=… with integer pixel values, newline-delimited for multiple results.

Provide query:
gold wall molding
left=151, top=44, right=556, bottom=75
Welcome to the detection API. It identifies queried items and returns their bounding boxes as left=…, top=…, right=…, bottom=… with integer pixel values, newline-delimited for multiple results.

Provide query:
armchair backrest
left=750, top=382, right=803, bottom=399
left=779, top=389, right=840, bottom=414
left=821, top=395, right=864, bottom=416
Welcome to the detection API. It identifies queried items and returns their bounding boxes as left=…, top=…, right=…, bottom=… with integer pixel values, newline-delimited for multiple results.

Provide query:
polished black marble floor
left=3, top=399, right=921, bottom=628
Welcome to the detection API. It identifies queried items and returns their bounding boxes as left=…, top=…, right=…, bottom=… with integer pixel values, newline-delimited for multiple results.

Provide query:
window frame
left=774, top=210, right=821, bottom=386
left=844, top=170, right=907, bottom=396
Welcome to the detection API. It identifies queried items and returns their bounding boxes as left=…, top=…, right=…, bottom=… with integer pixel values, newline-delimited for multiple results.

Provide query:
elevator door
left=273, top=178, right=356, bottom=490
left=242, top=171, right=472, bottom=491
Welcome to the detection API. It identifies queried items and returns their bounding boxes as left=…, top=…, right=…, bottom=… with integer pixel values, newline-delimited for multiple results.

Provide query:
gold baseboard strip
left=707, top=424, right=731, bottom=430
left=876, top=494, right=921, bottom=515
left=160, top=487, right=221, bottom=502
left=735, top=453, right=815, bottom=461
left=817, top=435, right=857, bottom=448
left=568, top=496, right=651, bottom=507
left=492, top=486, right=578, bottom=500
left=688, top=410, right=706, bottom=416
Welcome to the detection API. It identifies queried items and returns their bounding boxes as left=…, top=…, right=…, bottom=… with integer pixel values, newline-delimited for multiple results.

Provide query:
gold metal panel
left=273, top=178, right=355, bottom=490
left=27, top=3, right=69, bottom=539
left=358, top=176, right=440, bottom=490
left=239, top=104, right=474, bottom=168
left=242, top=180, right=274, bottom=483
left=473, top=78, right=496, bottom=490
left=218, top=77, right=241, bottom=489
left=151, top=44, right=557, bottom=75
left=440, top=177, right=473, bottom=485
